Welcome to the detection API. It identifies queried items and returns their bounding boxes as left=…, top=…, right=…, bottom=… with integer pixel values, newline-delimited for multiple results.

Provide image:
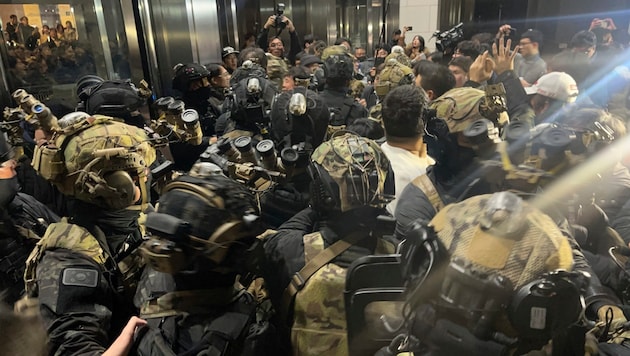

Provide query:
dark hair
left=455, top=40, right=481, bottom=59
left=471, top=32, right=495, bottom=46
left=334, top=37, right=353, bottom=49
left=393, top=29, right=402, bottom=36
left=411, top=35, right=426, bottom=51
left=346, top=118, right=385, bottom=140
left=286, top=65, right=310, bottom=80
left=10, top=14, right=17, bottom=20
left=521, top=29, right=543, bottom=46
left=382, top=85, right=426, bottom=138
left=570, top=30, right=597, bottom=49
left=418, top=62, right=455, bottom=98
left=206, top=63, right=224, bottom=78
left=426, top=51, right=443, bottom=63
left=304, top=34, right=316, bottom=45
left=448, top=56, right=473, bottom=73
left=375, top=43, right=392, bottom=54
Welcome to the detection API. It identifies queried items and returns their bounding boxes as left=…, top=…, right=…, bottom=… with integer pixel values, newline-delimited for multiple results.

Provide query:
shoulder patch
left=62, top=268, right=99, bottom=287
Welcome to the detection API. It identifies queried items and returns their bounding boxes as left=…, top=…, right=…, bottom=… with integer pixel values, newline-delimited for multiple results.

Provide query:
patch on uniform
left=62, top=268, right=99, bottom=288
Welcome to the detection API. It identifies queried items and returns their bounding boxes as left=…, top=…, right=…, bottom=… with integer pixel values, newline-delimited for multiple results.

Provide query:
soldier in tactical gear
left=319, top=46, right=368, bottom=136
left=387, top=192, right=590, bottom=355
left=133, top=163, right=277, bottom=355
left=258, top=87, right=330, bottom=227
left=261, top=132, right=396, bottom=355
left=0, top=143, right=60, bottom=305
left=18, top=107, right=157, bottom=355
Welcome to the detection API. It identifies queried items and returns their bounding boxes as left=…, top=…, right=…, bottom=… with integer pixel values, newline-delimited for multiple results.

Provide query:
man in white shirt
left=380, top=84, right=434, bottom=214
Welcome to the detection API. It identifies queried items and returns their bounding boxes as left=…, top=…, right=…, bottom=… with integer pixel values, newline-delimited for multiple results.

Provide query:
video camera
left=274, top=3, right=286, bottom=29
left=432, top=22, right=464, bottom=53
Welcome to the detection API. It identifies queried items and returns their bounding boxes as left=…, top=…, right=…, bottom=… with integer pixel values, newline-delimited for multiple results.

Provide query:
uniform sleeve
left=36, top=249, right=114, bottom=356
left=394, top=182, right=438, bottom=240
left=261, top=229, right=306, bottom=315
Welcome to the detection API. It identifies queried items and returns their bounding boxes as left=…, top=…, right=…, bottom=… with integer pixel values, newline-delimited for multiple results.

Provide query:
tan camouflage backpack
left=289, top=231, right=395, bottom=356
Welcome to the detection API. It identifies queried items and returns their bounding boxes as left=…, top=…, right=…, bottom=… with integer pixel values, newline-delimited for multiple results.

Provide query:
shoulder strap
left=412, top=174, right=445, bottom=213
left=281, top=230, right=367, bottom=317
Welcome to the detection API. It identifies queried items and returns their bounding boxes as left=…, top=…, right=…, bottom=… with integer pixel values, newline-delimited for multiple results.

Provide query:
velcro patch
left=62, top=268, right=98, bottom=288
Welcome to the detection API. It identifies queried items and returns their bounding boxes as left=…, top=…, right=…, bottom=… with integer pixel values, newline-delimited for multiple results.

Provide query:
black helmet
left=82, top=80, right=146, bottom=119
left=172, top=63, right=210, bottom=93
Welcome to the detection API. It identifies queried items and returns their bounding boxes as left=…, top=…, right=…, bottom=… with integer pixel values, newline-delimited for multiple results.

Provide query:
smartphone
left=407, top=26, right=413, bottom=31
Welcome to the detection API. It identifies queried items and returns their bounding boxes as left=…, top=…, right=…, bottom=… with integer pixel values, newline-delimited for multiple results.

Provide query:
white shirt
left=380, top=142, right=435, bottom=215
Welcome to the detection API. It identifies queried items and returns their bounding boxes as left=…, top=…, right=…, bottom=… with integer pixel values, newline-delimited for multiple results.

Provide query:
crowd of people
left=2, top=10, right=630, bottom=356
left=3, top=15, right=94, bottom=95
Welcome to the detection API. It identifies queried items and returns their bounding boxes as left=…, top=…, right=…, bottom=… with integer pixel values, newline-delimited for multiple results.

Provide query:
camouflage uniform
left=261, top=133, right=395, bottom=355
left=20, top=116, right=156, bottom=355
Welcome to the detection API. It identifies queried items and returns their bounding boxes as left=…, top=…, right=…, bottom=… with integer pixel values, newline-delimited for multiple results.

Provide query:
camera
left=432, top=22, right=464, bottom=53
left=406, top=26, right=413, bottom=31
left=274, top=3, right=286, bottom=29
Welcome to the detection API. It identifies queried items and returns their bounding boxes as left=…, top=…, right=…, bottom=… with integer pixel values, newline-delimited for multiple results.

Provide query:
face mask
left=186, top=86, right=212, bottom=103
left=0, top=176, right=19, bottom=207
left=356, top=55, right=367, bottom=62
left=374, top=57, right=385, bottom=67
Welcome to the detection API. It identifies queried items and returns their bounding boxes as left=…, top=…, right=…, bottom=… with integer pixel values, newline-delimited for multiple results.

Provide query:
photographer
left=257, top=5, right=301, bottom=66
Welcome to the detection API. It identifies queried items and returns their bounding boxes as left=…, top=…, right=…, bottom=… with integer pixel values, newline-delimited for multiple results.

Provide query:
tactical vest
left=135, top=287, right=260, bottom=356
left=19, top=219, right=143, bottom=311
left=291, top=232, right=394, bottom=356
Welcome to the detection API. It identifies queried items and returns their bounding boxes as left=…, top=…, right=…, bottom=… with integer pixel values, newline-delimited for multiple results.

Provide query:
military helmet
left=226, top=74, right=277, bottom=130
left=82, top=80, right=146, bottom=119
left=375, top=58, right=415, bottom=97
left=322, top=45, right=354, bottom=81
left=430, top=87, right=509, bottom=134
left=308, top=132, right=393, bottom=213
left=141, top=168, right=260, bottom=274
left=385, top=51, right=411, bottom=68
left=32, top=115, right=156, bottom=210
left=172, top=63, right=210, bottom=92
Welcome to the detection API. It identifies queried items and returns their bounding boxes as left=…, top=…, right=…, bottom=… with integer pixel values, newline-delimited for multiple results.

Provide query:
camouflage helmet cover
left=430, top=87, right=509, bottom=133
left=37, top=116, right=156, bottom=209
left=310, top=132, right=391, bottom=212
left=429, top=191, right=573, bottom=290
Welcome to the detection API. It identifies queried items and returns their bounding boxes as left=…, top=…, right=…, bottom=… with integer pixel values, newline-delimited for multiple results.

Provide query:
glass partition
left=0, top=1, right=136, bottom=111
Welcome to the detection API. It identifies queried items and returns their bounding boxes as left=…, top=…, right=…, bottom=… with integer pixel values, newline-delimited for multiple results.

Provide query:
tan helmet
left=430, top=86, right=509, bottom=134
left=32, top=115, right=156, bottom=210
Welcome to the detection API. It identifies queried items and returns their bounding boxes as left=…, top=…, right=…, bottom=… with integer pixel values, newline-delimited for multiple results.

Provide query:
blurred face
left=377, top=49, right=388, bottom=58
left=20, top=17, right=28, bottom=25
left=449, top=65, right=467, bottom=88
left=212, top=66, right=231, bottom=88
left=519, top=38, right=537, bottom=57
left=269, top=38, right=284, bottom=57
left=223, top=53, right=237, bottom=71
left=355, top=48, right=366, bottom=60
left=0, top=160, right=17, bottom=179
left=573, top=46, right=596, bottom=58
left=412, top=36, right=421, bottom=48
left=10, top=17, right=17, bottom=25
left=282, top=75, right=295, bottom=91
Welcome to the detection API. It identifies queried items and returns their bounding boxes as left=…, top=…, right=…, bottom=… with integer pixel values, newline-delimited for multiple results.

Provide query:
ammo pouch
left=31, top=144, right=65, bottom=181
left=134, top=294, right=261, bottom=356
